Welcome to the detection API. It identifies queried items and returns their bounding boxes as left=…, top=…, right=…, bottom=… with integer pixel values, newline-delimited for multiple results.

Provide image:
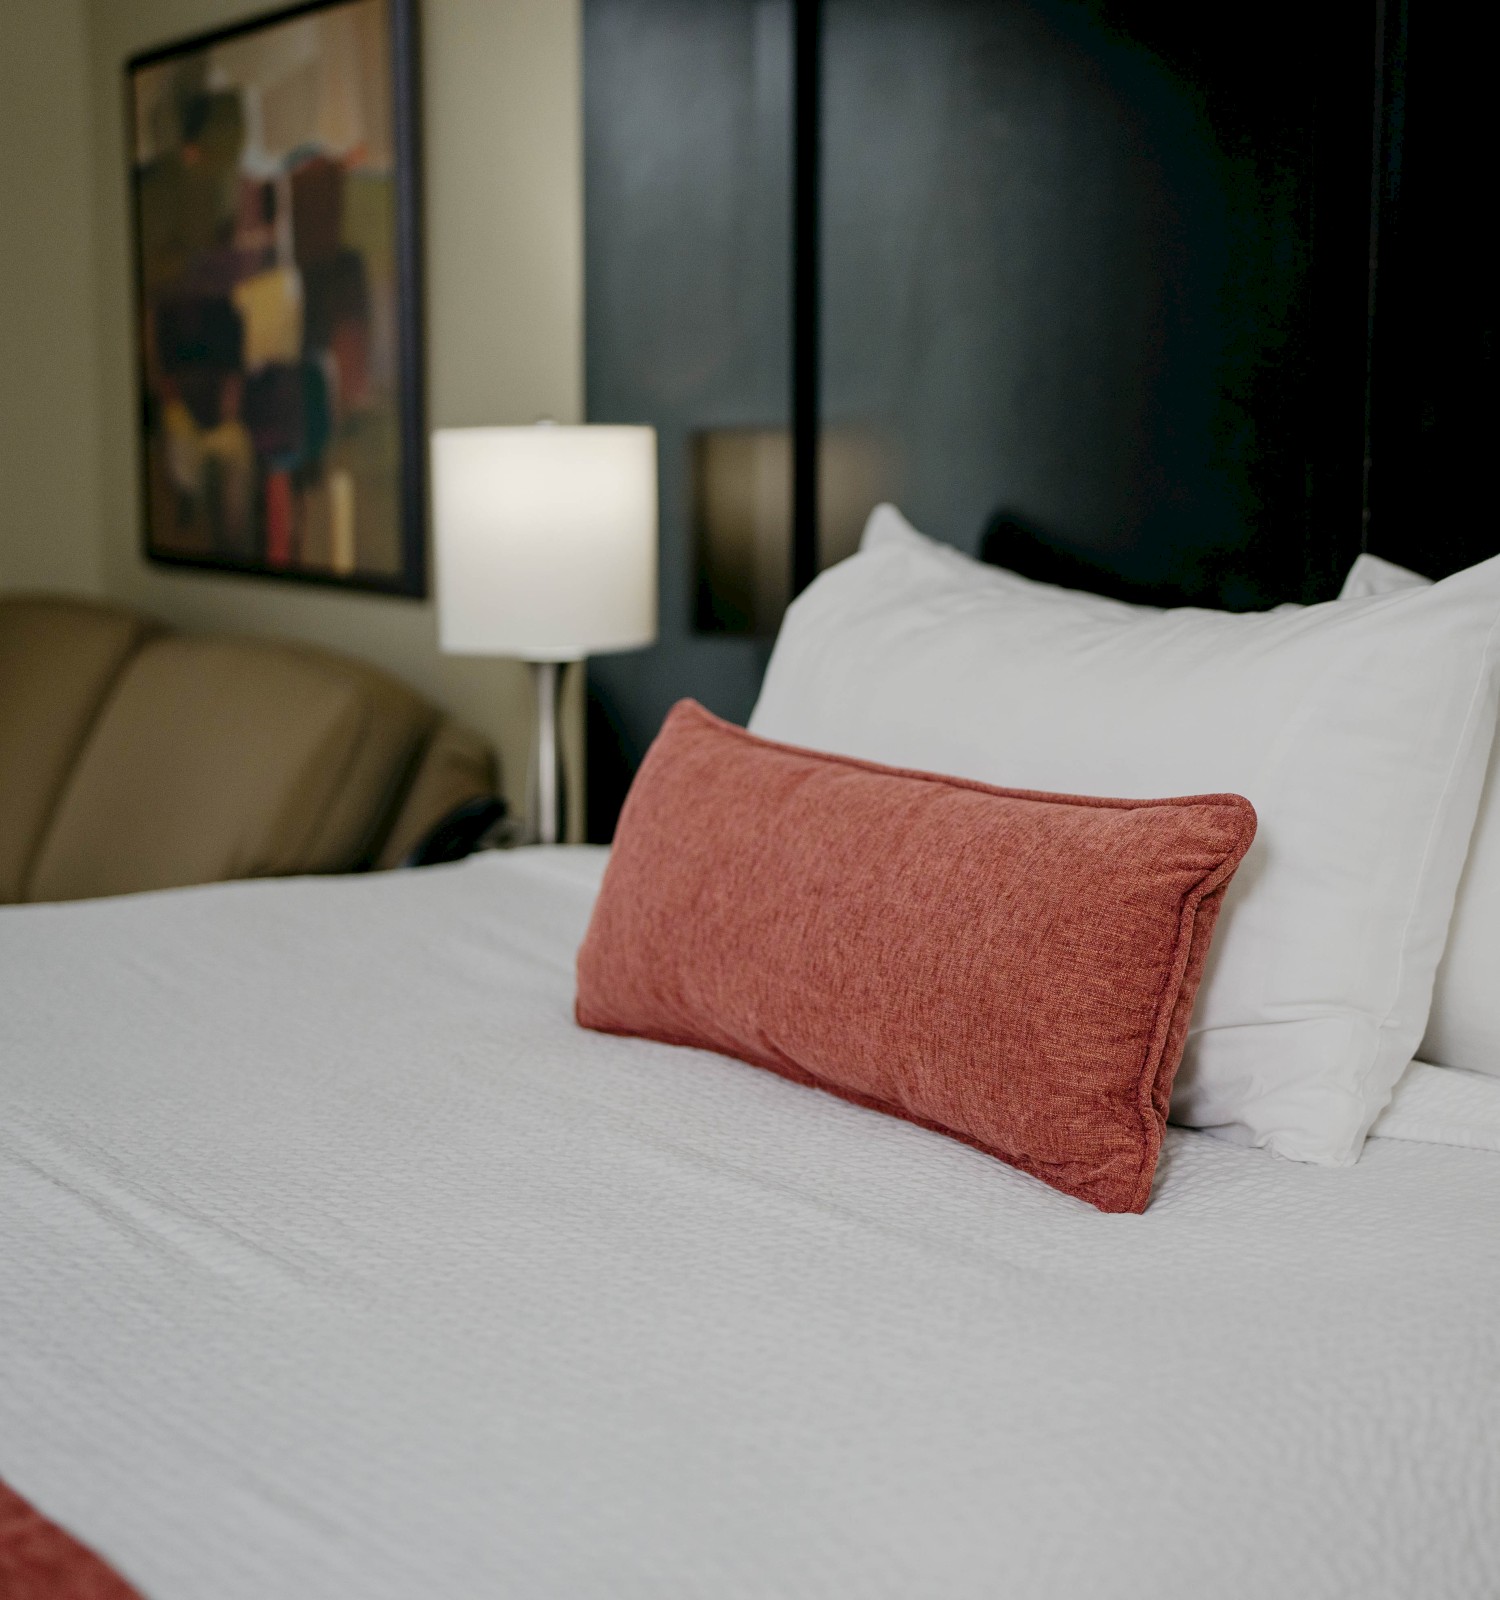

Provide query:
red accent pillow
left=576, top=701, right=1256, bottom=1212
left=0, top=1479, right=143, bottom=1599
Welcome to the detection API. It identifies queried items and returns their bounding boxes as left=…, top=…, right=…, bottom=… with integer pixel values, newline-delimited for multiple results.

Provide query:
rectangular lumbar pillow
left=749, top=506, right=1500, bottom=1165
left=1340, top=552, right=1500, bottom=1080
left=576, top=700, right=1255, bottom=1213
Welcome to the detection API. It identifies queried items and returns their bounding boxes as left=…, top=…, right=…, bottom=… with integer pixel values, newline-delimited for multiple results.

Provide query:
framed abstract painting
left=127, top=0, right=425, bottom=596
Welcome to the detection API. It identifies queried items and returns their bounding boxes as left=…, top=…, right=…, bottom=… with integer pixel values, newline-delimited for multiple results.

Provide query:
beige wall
left=0, top=0, right=105, bottom=595
left=0, top=0, right=586, bottom=834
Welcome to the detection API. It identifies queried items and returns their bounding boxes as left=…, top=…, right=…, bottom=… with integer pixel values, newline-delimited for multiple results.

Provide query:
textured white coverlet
left=1, top=849, right=1498, bottom=1600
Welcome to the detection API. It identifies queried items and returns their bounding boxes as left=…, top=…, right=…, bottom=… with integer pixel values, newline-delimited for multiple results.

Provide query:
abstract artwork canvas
left=128, top=0, right=424, bottom=595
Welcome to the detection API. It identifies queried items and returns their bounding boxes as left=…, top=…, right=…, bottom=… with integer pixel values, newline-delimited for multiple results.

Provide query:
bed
left=3, top=847, right=1499, bottom=1599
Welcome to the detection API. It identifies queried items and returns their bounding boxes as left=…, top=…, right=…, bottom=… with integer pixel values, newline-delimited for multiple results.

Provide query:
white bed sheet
left=2, top=848, right=1498, bottom=1600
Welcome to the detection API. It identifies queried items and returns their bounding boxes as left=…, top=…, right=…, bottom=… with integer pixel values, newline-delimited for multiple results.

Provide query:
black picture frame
left=126, top=0, right=426, bottom=598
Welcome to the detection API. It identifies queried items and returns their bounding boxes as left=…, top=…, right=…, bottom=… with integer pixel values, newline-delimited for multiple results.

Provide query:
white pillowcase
left=1340, top=552, right=1500, bottom=1078
left=1340, top=551, right=1431, bottom=601
left=749, top=505, right=1500, bottom=1165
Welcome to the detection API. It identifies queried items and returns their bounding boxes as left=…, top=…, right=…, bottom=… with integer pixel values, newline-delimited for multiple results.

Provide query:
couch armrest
left=375, top=720, right=498, bottom=871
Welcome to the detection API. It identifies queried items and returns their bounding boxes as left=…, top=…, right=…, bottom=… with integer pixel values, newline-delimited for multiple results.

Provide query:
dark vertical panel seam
left=1362, top=0, right=1405, bottom=555
left=791, top=0, right=822, bottom=595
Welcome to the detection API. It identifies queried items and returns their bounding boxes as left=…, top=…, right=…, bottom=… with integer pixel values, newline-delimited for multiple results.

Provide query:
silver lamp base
left=523, top=659, right=570, bottom=845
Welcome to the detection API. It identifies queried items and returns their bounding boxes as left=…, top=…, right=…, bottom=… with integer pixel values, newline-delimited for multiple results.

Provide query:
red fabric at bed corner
left=0, top=1480, right=142, bottom=1600
left=576, top=700, right=1256, bottom=1213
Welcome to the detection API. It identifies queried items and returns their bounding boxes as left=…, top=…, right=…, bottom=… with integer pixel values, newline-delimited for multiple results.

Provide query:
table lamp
left=431, top=424, right=658, bottom=845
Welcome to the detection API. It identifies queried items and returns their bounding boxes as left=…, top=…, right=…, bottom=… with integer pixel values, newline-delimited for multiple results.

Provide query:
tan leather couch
left=0, top=596, right=496, bottom=904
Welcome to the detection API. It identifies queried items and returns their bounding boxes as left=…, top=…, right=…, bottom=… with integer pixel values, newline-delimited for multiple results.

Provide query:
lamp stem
left=528, top=659, right=564, bottom=845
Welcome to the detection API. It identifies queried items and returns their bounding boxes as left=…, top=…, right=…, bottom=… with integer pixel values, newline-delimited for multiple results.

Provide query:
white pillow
left=1340, top=551, right=1430, bottom=601
left=1339, top=552, right=1500, bottom=1078
left=749, top=505, right=1500, bottom=1165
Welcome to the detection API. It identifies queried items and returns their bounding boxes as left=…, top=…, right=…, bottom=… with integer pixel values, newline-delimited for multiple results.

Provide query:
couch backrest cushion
left=0, top=598, right=159, bottom=904
left=24, top=634, right=438, bottom=903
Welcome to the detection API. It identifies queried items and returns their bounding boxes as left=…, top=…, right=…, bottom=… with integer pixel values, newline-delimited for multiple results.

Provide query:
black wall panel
left=1365, top=0, right=1499, bottom=578
left=820, top=0, right=1373, bottom=608
left=584, top=0, right=792, bottom=832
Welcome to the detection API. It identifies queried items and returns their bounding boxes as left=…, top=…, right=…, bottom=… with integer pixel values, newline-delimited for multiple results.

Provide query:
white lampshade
left=432, top=425, right=658, bottom=660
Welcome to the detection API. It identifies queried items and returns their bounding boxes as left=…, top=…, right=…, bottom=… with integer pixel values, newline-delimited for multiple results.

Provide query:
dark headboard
left=584, top=0, right=1498, bottom=838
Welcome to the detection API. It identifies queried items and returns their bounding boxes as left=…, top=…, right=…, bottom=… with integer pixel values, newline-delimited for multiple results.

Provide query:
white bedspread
left=2, top=849, right=1498, bottom=1600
